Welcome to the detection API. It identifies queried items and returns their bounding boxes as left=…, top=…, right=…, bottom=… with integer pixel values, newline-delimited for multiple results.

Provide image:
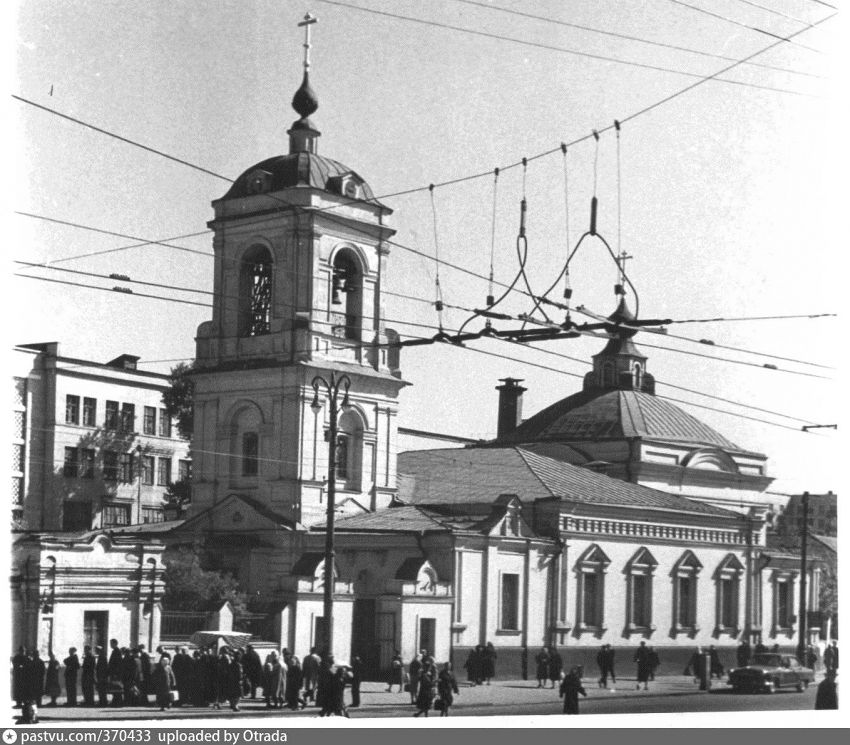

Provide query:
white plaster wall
left=455, top=550, right=482, bottom=647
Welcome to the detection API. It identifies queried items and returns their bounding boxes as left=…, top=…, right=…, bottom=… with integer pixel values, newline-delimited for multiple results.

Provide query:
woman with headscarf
left=150, top=654, right=177, bottom=712
left=436, top=662, right=459, bottom=717
left=285, top=655, right=304, bottom=710
left=559, top=667, right=587, bottom=715
left=413, top=661, right=437, bottom=717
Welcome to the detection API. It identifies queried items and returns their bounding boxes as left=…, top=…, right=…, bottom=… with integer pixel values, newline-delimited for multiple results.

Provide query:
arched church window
left=672, top=550, right=702, bottom=632
left=625, top=547, right=657, bottom=631
left=601, top=362, right=615, bottom=388
left=331, top=250, right=362, bottom=341
left=242, top=432, right=259, bottom=477
left=633, top=363, right=643, bottom=389
left=575, top=544, right=610, bottom=632
left=715, top=554, right=744, bottom=633
left=239, top=245, right=273, bottom=337
left=335, top=409, right=364, bottom=490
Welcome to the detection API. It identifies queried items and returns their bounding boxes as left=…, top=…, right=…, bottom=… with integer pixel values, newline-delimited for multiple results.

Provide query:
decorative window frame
left=714, top=554, right=745, bottom=636
left=770, top=569, right=797, bottom=638
left=574, top=544, right=610, bottom=636
left=625, top=547, right=658, bottom=637
left=671, top=550, right=702, bottom=636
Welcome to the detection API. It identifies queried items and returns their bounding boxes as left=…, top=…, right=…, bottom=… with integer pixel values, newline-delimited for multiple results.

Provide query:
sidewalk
left=14, top=675, right=733, bottom=723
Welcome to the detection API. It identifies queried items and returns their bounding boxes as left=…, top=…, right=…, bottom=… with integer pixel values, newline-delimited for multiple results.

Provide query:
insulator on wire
left=519, top=199, right=527, bottom=238
left=614, top=283, right=625, bottom=296
left=435, top=300, right=444, bottom=312
left=590, top=196, right=598, bottom=235
left=564, top=287, right=573, bottom=300
left=486, top=294, right=495, bottom=306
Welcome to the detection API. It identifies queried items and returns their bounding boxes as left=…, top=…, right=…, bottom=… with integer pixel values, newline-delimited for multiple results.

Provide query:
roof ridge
left=514, top=447, right=558, bottom=497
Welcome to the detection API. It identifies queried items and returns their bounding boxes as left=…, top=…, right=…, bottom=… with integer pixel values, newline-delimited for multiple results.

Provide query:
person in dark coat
left=302, top=648, right=321, bottom=703
left=559, top=667, right=587, bottom=715
left=409, top=651, right=424, bottom=702
left=736, top=640, right=751, bottom=668
left=63, top=648, right=80, bottom=706
left=285, top=655, right=305, bottom=710
left=350, top=655, right=364, bottom=708
left=634, top=641, right=651, bottom=690
left=708, top=646, right=724, bottom=679
left=171, top=647, right=192, bottom=707
left=203, top=648, right=218, bottom=708
left=242, top=645, right=262, bottom=699
left=95, top=647, right=109, bottom=706
left=150, top=655, right=177, bottom=712
left=44, top=652, right=61, bottom=706
left=387, top=649, right=404, bottom=692
left=81, top=646, right=96, bottom=706
left=107, top=640, right=123, bottom=707
left=225, top=650, right=243, bottom=711
left=436, top=662, right=459, bottom=717
left=483, top=641, right=497, bottom=684
left=266, top=651, right=286, bottom=708
left=12, top=647, right=28, bottom=707
left=329, top=666, right=351, bottom=718
left=548, top=647, right=563, bottom=689
left=815, top=669, right=838, bottom=710
left=596, top=645, right=608, bottom=688
left=535, top=647, right=550, bottom=688
left=121, top=648, right=141, bottom=706
left=28, top=649, right=46, bottom=707
left=685, top=647, right=705, bottom=683
left=138, top=645, right=151, bottom=705
left=413, top=662, right=437, bottom=717
left=604, top=644, right=617, bottom=685
left=823, top=641, right=838, bottom=673
left=316, top=655, right=336, bottom=716
left=754, top=638, right=768, bottom=656
left=805, top=645, right=818, bottom=671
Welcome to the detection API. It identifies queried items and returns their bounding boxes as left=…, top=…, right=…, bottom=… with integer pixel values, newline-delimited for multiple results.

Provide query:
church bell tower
left=189, top=17, right=407, bottom=527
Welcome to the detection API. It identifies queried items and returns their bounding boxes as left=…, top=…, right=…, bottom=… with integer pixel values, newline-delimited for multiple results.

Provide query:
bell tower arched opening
left=239, top=245, right=273, bottom=337
left=331, top=249, right=363, bottom=342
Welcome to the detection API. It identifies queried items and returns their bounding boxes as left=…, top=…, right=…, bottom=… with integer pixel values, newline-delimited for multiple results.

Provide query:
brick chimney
left=496, top=378, right=526, bottom=438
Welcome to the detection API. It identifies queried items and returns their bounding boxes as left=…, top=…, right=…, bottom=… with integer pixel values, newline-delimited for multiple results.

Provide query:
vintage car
left=728, top=653, right=814, bottom=693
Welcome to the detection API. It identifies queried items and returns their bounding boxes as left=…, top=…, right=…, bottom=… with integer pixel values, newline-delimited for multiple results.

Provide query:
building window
left=672, top=550, right=702, bottom=632
left=336, top=434, right=349, bottom=480
left=102, top=502, right=131, bottom=527
left=81, top=448, right=95, bottom=479
left=142, top=456, right=155, bottom=485
left=331, top=251, right=362, bottom=341
left=626, top=547, right=657, bottom=632
left=633, top=363, right=643, bottom=389
left=335, top=409, right=363, bottom=490
left=239, top=245, right=273, bottom=337
left=12, top=477, right=23, bottom=506
left=65, top=395, right=80, bottom=424
left=118, top=452, right=133, bottom=483
left=83, top=397, right=97, bottom=427
left=103, top=450, right=118, bottom=481
left=13, top=443, right=25, bottom=471
left=142, top=507, right=164, bottom=524
left=500, top=573, right=520, bottom=630
left=63, top=447, right=79, bottom=477
left=157, top=457, right=171, bottom=486
left=120, top=403, right=135, bottom=433
left=771, top=572, right=796, bottom=632
left=178, top=459, right=192, bottom=482
left=105, top=401, right=119, bottom=430
left=242, top=433, right=258, bottom=477
left=63, top=501, right=92, bottom=531
left=715, top=554, right=744, bottom=633
left=143, top=406, right=156, bottom=435
left=83, top=611, right=108, bottom=651
left=575, top=544, right=610, bottom=631
left=14, top=410, right=25, bottom=439
left=158, top=409, right=171, bottom=438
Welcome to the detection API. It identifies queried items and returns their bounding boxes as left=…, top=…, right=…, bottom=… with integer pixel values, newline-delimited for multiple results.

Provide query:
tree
left=161, top=546, right=246, bottom=613
left=162, top=362, right=195, bottom=440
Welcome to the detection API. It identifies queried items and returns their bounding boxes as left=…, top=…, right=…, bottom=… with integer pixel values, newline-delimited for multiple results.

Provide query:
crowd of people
left=10, top=642, right=362, bottom=718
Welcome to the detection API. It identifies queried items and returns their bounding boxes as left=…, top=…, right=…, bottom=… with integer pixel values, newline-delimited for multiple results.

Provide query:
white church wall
left=454, top=549, right=483, bottom=646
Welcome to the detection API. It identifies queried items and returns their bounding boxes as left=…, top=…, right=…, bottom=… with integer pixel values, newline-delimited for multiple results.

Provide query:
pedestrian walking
left=138, top=645, right=152, bottom=705
left=226, top=650, right=243, bottom=711
left=559, top=667, right=587, bottom=715
left=171, top=647, right=192, bottom=707
left=331, top=666, right=351, bottom=718
left=44, top=652, right=61, bottom=706
left=463, top=646, right=481, bottom=687
left=317, top=654, right=337, bottom=716
left=736, top=640, right=751, bottom=668
left=413, top=662, right=437, bottom=717
left=633, top=641, right=651, bottom=691
left=151, top=655, right=177, bottom=712
left=63, top=647, right=80, bottom=706
left=27, top=649, right=45, bottom=708
left=121, top=647, right=141, bottom=706
left=483, top=641, right=497, bottom=684
left=596, top=645, right=607, bottom=688
left=685, top=647, right=704, bottom=684
left=708, top=645, right=724, bottom=679
left=535, top=647, right=550, bottom=688
left=285, top=655, right=305, bottom=710
left=815, top=669, right=838, bottom=710
left=805, top=644, right=818, bottom=671
left=604, top=644, right=617, bottom=685
left=12, top=647, right=28, bottom=708
left=267, top=651, right=286, bottom=708
left=436, top=662, right=459, bottom=717
left=547, top=647, right=563, bottom=689
left=754, top=638, right=767, bottom=656
left=409, top=650, right=423, bottom=703
left=94, top=647, right=108, bottom=706
left=823, top=640, right=838, bottom=673
left=387, top=649, right=404, bottom=692
left=243, top=644, right=263, bottom=699
left=302, top=647, right=321, bottom=703
left=350, top=655, right=363, bottom=708
left=81, top=646, right=96, bottom=706
left=107, top=639, right=123, bottom=707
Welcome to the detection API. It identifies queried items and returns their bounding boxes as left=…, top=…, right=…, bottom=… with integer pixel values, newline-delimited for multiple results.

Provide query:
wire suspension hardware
left=487, top=168, right=500, bottom=308
left=561, top=143, right=572, bottom=319
left=429, top=184, right=445, bottom=330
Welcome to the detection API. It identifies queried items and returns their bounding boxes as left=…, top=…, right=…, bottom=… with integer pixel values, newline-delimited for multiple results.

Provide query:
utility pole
left=796, top=491, right=809, bottom=663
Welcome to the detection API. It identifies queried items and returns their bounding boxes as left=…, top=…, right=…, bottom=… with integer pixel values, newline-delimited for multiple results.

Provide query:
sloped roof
left=498, top=388, right=748, bottom=452
left=327, top=505, right=450, bottom=534
left=398, top=447, right=738, bottom=518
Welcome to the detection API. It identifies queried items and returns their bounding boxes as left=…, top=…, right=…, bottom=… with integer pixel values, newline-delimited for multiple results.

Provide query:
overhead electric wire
left=314, top=0, right=817, bottom=97
left=669, top=313, right=837, bottom=323
left=731, top=0, right=818, bottom=26
left=451, top=0, right=822, bottom=79
left=667, top=0, right=826, bottom=54
left=13, top=9, right=834, bottom=255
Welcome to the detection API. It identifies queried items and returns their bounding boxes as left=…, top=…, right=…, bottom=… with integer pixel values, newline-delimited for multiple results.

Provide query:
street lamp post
left=310, top=371, right=351, bottom=658
left=796, top=491, right=809, bottom=664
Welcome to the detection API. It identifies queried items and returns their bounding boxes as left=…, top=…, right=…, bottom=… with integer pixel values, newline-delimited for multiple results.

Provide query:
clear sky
left=9, top=0, right=842, bottom=495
